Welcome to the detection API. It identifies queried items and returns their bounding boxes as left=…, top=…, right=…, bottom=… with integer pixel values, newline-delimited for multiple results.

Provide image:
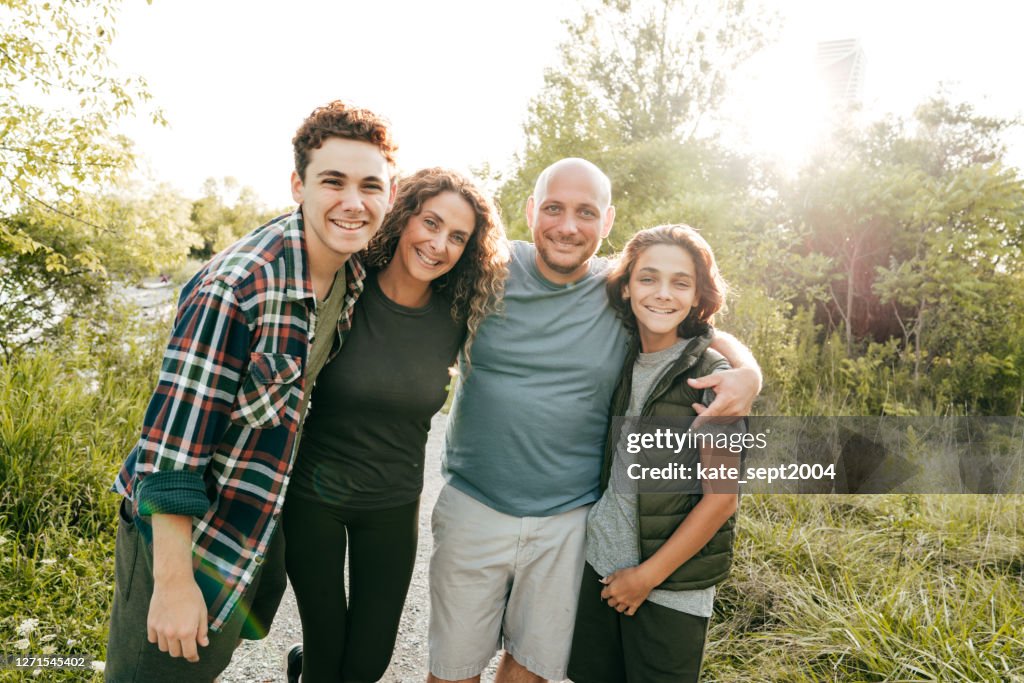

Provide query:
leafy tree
left=782, top=98, right=1024, bottom=413
left=496, top=0, right=772, bottom=241
left=0, top=0, right=160, bottom=271
left=189, top=177, right=282, bottom=259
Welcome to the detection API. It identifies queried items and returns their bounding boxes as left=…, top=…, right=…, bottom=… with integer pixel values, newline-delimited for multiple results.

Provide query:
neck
left=378, top=260, right=431, bottom=307
left=639, top=328, right=680, bottom=354
left=304, top=238, right=348, bottom=300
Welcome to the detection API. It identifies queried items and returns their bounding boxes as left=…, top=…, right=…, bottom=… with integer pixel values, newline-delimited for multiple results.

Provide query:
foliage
left=495, top=0, right=772, bottom=241
left=189, top=176, right=283, bottom=259
left=775, top=99, right=1024, bottom=414
left=0, top=0, right=161, bottom=254
left=0, top=187, right=198, bottom=359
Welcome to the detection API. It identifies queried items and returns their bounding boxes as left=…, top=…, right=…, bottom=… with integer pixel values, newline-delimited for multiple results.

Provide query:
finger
left=615, top=603, right=627, bottom=613
left=147, top=624, right=158, bottom=645
left=599, top=576, right=611, bottom=584
left=181, top=634, right=199, bottom=663
left=197, top=610, right=209, bottom=648
left=688, top=375, right=720, bottom=389
left=167, top=635, right=183, bottom=659
left=600, top=587, right=611, bottom=600
left=157, top=632, right=168, bottom=653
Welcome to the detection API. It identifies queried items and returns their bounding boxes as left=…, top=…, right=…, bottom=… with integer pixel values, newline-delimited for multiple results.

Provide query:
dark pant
left=284, top=495, right=419, bottom=683
left=105, top=499, right=287, bottom=682
left=567, top=563, right=710, bottom=683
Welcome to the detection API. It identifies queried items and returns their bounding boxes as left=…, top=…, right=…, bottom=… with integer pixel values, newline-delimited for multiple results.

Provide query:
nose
left=338, top=185, right=364, bottom=212
left=557, top=215, right=579, bottom=235
left=656, top=280, right=672, bottom=299
left=427, top=231, right=447, bottom=254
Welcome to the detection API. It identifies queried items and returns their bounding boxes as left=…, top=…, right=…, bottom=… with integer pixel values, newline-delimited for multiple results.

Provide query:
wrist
left=636, top=560, right=666, bottom=590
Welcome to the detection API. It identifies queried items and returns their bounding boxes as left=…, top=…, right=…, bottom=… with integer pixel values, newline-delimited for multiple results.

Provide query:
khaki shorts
left=428, top=484, right=590, bottom=681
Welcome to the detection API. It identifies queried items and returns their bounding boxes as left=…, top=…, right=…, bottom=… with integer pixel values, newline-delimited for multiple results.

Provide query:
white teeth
left=645, top=306, right=677, bottom=314
left=415, top=248, right=441, bottom=267
left=330, top=219, right=364, bottom=230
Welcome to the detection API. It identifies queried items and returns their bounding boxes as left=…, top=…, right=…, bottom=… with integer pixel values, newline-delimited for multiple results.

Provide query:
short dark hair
left=292, top=101, right=397, bottom=181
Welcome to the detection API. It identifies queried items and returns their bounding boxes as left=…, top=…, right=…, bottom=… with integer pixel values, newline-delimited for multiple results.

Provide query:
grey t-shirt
left=586, top=337, right=719, bottom=617
left=443, top=241, right=630, bottom=517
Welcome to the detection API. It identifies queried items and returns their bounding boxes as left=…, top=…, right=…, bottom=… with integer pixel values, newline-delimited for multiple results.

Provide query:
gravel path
left=220, top=412, right=504, bottom=683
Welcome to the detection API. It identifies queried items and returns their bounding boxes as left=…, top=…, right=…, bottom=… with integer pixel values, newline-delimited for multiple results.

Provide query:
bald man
left=427, top=159, right=760, bottom=683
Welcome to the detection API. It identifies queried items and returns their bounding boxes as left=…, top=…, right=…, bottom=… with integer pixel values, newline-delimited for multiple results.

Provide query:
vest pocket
left=230, top=352, right=303, bottom=429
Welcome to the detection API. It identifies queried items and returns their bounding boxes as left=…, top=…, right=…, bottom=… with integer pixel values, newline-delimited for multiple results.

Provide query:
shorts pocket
left=230, top=352, right=303, bottom=429
left=115, top=499, right=140, bottom=601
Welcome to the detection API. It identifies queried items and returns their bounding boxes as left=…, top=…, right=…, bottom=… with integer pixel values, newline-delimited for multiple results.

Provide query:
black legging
left=283, top=495, right=419, bottom=682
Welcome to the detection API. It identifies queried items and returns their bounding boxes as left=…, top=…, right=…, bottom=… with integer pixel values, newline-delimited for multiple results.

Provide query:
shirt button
left=253, top=554, right=264, bottom=566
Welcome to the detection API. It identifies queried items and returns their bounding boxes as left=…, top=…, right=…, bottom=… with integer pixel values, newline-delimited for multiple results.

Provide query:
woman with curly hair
left=283, top=168, right=508, bottom=682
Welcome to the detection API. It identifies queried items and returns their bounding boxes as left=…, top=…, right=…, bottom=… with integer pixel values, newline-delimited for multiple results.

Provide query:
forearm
left=709, top=330, right=762, bottom=392
left=638, top=492, right=737, bottom=587
left=151, top=513, right=196, bottom=585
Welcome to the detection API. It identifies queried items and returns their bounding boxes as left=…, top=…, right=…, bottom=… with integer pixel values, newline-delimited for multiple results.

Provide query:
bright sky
left=112, top=0, right=1024, bottom=208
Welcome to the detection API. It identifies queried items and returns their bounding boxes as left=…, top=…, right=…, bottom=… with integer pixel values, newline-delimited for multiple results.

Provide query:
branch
left=0, top=145, right=122, bottom=169
left=9, top=185, right=114, bottom=234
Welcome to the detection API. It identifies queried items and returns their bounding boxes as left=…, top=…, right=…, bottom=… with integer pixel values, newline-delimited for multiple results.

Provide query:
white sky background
left=112, top=0, right=1024, bottom=208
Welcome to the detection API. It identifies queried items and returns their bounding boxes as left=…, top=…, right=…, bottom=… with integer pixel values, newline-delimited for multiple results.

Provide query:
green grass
left=0, top=304, right=165, bottom=681
left=705, top=495, right=1024, bottom=681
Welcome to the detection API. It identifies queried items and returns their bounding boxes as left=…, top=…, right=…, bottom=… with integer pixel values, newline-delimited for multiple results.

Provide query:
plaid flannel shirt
left=113, top=208, right=366, bottom=631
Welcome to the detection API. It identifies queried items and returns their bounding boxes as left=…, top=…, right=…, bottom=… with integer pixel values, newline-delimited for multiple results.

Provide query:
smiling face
left=391, top=191, right=476, bottom=284
left=291, top=137, right=396, bottom=276
left=624, top=243, right=700, bottom=353
left=526, top=162, right=614, bottom=285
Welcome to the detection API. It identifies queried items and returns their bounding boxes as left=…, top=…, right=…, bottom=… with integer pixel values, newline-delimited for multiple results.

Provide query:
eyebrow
left=316, top=170, right=386, bottom=184
left=423, top=210, right=445, bottom=225
left=637, top=267, right=694, bottom=277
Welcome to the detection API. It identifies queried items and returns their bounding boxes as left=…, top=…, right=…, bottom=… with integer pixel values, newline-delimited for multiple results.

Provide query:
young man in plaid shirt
left=105, top=101, right=398, bottom=682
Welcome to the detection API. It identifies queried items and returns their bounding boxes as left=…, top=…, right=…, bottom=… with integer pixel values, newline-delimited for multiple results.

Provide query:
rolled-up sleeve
left=133, top=278, right=251, bottom=518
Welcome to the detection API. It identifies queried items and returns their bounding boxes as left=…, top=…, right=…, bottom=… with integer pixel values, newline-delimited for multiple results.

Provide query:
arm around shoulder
left=688, top=329, right=762, bottom=417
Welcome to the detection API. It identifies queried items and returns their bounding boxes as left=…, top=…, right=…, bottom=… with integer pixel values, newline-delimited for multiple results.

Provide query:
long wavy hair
left=606, top=224, right=727, bottom=339
left=364, top=168, right=509, bottom=359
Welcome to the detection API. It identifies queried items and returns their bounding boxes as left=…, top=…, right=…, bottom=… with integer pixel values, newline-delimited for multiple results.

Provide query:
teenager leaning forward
left=105, top=101, right=398, bottom=682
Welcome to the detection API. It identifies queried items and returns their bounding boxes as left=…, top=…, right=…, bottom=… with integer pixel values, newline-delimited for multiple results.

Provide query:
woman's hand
left=599, top=565, right=657, bottom=616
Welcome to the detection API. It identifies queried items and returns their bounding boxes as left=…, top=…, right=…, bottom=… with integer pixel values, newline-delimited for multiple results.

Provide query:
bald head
left=531, top=158, right=612, bottom=221
left=526, top=157, right=616, bottom=285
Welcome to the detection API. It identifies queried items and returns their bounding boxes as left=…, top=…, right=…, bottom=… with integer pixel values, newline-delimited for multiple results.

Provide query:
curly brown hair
left=292, top=101, right=398, bottom=181
left=364, top=168, right=509, bottom=359
left=606, top=224, right=727, bottom=339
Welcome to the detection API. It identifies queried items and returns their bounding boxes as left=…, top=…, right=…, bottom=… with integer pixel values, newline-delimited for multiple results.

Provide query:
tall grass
left=0, top=303, right=166, bottom=681
left=705, top=495, right=1024, bottom=681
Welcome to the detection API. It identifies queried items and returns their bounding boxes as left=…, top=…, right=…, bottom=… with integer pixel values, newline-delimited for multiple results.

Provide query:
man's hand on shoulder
left=688, top=366, right=760, bottom=419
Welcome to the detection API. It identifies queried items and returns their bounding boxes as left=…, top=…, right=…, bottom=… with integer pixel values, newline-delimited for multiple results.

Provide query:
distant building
left=816, top=39, right=865, bottom=105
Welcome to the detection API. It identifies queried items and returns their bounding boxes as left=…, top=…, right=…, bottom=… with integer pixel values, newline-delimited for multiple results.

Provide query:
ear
left=290, top=170, right=304, bottom=204
left=600, top=204, right=616, bottom=239
left=525, top=196, right=536, bottom=229
left=622, top=282, right=630, bottom=300
left=386, top=176, right=398, bottom=211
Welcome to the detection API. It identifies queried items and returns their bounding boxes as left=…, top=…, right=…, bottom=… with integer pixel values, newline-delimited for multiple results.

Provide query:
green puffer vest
left=598, top=330, right=738, bottom=591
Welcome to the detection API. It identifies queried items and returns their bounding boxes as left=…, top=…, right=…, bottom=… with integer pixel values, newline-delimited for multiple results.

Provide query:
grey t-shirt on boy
left=443, top=240, right=629, bottom=517
left=586, top=337, right=718, bottom=617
